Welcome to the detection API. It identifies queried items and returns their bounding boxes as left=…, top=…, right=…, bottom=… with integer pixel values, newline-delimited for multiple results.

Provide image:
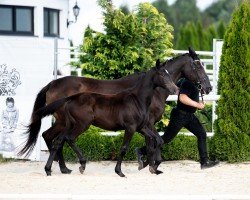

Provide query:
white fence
left=55, top=39, right=223, bottom=137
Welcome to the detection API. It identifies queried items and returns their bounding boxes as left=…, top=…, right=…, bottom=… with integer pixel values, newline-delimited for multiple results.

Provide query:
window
left=0, top=5, right=34, bottom=35
left=44, top=8, right=59, bottom=37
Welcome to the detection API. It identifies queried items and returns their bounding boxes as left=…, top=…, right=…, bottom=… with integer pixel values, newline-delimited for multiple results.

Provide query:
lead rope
left=192, top=60, right=205, bottom=104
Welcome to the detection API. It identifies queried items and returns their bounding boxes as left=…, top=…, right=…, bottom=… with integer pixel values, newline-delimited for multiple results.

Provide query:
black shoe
left=201, top=160, right=220, bottom=169
left=135, top=147, right=144, bottom=170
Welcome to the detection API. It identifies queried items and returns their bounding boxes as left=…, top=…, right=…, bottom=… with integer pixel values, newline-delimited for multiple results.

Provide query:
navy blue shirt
left=177, top=79, right=199, bottom=113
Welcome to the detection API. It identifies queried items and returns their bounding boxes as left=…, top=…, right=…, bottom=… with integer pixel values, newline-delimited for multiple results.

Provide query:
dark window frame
left=44, top=8, right=60, bottom=37
left=0, top=5, right=34, bottom=36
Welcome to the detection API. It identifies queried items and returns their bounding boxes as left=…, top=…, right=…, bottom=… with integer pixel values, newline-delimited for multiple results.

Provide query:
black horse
left=19, top=47, right=211, bottom=174
left=21, top=60, right=178, bottom=177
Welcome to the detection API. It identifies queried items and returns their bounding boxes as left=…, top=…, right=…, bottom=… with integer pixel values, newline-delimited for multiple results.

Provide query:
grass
left=0, top=154, right=14, bottom=163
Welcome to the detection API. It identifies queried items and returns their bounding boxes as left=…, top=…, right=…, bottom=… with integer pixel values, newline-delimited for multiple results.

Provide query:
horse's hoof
left=115, top=168, right=126, bottom=177
left=61, top=168, right=72, bottom=174
left=45, top=167, right=52, bottom=176
left=45, top=171, right=52, bottom=176
left=149, top=166, right=157, bottom=174
left=116, top=171, right=126, bottom=177
left=156, top=170, right=163, bottom=175
left=79, top=166, right=85, bottom=174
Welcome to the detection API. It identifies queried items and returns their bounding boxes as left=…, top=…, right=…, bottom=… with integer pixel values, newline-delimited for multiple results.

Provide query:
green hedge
left=63, top=126, right=249, bottom=163
left=209, top=133, right=250, bottom=162
left=63, top=126, right=203, bottom=162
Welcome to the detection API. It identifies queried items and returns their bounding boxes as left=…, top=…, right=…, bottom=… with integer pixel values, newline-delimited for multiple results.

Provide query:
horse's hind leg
left=65, top=122, right=90, bottom=174
left=67, top=139, right=87, bottom=174
left=42, top=123, right=72, bottom=174
left=44, top=133, right=65, bottom=176
left=57, top=143, right=72, bottom=174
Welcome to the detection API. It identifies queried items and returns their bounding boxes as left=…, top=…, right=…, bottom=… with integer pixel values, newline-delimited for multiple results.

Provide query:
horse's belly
left=92, top=119, right=122, bottom=131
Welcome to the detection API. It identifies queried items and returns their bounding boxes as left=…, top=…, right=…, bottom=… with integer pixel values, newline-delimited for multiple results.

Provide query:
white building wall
left=1, top=0, right=69, bottom=40
left=0, top=0, right=71, bottom=75
left=0, top=0, right=71, bottom=160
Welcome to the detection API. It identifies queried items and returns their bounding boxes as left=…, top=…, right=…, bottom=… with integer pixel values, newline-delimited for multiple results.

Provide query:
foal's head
left=153, top=60, right=178, bottom=95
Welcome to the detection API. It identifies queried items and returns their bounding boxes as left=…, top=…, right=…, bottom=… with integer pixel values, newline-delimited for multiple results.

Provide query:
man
left=136, top=78, right=219, bottom=169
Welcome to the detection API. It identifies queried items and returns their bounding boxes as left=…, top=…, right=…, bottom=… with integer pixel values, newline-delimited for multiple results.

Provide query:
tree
left=152, top=0, right=175, bottom=27
left=212, top=0, right=250, bottom=162
left=171, top=0, right=200, bottom=36
left=202, top=0, right=243, bottom=27
left=217, top=20, right=226, bottom=39
left=79, top=0, right=173, bottom=79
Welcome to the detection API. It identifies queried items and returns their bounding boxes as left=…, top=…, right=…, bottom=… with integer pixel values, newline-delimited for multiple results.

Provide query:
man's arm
left=179, top=94, right=205, bottom=109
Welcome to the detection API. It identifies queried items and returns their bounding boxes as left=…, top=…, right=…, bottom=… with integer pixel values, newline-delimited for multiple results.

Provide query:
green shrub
left=213, top=0, right=250, bottom=162
left=63, top=126, right=114, bottom=161
left=0, top=154, right=14, bottom=163
left=156, top=103, right=212, bottom=132
left=209, top=133, right=250, bottom=162
left=162, top=134, right=199, bottom=161
left=63, top=127, right=204, bottom=162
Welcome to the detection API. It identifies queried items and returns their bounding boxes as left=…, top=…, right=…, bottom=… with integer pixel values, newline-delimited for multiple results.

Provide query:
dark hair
left=176, top=78, right=185, bottom=87
left=6, top=97, right=14, bottom=104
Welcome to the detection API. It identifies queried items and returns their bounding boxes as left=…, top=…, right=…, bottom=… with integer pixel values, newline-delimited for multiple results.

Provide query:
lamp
left=67, top=1, right=80, bottom=27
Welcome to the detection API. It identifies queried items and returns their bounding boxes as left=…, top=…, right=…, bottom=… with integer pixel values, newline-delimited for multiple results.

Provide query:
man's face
left=6, top=102, right=14, bottom=108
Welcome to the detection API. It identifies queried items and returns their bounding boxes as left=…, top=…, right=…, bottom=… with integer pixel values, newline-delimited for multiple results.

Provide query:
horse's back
left=46, top=75, right=140, bottom=105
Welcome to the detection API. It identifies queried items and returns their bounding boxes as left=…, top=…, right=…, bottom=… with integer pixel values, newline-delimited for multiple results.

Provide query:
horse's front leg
left=140, top=126, right=163, bottom=174
left=150, top=126, right=164, bottom=174
left=140, top=126, right=158, bottom=174
left=115, top=129, right=134, bottom=177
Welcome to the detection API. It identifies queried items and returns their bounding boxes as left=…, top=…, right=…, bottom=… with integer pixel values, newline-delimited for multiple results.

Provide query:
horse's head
left=153, top=59, right=179, bottom=95
left=181, top=47, right=212, bottom=94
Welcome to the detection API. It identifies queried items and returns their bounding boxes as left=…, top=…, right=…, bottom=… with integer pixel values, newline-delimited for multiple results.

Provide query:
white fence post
left=212, top=39, right=223, bottom=132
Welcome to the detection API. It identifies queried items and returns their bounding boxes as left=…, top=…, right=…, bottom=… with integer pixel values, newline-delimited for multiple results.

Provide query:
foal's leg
left=115, top=129, right=134, bottom=177
left=42, top=123, right=72, bottom=174
left=139, top=126, right=164, bottom=174
left=57, top=143, right=72, bottom=174
left=140, top=126, right=160, bottom=174
left=44, top=133, right=65, bottom=176
left=67, top=139, right=87, bottom=174
left=64, top=121, right=91, bottom=174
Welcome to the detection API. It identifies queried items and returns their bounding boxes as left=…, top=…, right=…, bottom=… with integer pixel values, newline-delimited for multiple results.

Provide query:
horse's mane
left=118, top=71, right=146, bottom=81
left=163, top=53, right=190, bottom=66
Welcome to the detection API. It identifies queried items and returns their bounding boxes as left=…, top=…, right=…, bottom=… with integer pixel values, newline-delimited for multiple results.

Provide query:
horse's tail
left=18, top=82, right=53, bottom=157
left=18, top=93, right=79, bottom=157
left=30, top=82, right=52, bottom=135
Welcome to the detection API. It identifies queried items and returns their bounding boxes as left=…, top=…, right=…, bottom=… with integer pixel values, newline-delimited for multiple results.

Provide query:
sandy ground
left=0, top=160, right=249, bottom=199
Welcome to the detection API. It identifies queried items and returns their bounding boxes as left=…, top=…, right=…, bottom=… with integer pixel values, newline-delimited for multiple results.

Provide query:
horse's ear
left=188, top=46, right=195, bottom=54
left=156, top=59, right=161, bottom=70
left=188, top=46, right=198, bottom=59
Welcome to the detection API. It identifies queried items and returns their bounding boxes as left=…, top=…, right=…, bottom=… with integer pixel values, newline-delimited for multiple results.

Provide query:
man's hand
left=179, top=94, right=205, bottom=109
left=196, top=102, right=205, bottom=109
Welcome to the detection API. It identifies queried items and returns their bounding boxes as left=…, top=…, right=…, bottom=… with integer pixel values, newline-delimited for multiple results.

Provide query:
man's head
left=6, top=97, right=14, bottom=108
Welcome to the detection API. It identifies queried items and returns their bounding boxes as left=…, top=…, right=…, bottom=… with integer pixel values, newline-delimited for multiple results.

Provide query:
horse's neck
left=165, top=56, right=188, bottom=82
left=133, top=71, right=155, bottom=109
